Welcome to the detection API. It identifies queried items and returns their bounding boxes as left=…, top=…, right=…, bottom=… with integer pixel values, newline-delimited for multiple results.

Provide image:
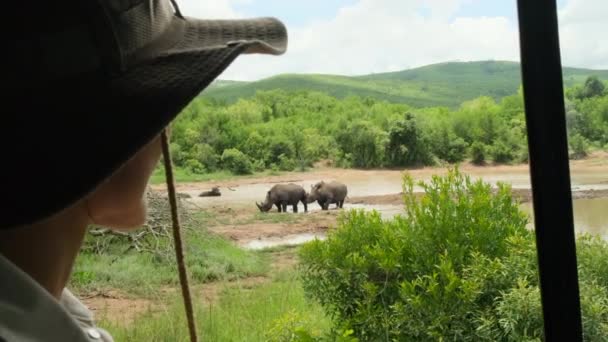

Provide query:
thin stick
left=160, top=129, right=199, bottom=342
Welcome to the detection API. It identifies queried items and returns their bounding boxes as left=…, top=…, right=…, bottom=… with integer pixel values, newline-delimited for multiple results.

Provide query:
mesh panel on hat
left=172, top=18, right=288, bottom=54
left=107, top=0, right=175, bottom=56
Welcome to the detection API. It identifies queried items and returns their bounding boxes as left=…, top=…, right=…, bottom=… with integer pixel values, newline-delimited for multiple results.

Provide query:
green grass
left=71, top=229, right=269, bottom=296
left=99, top=272, right=331, bottom=342
left=150, top=166, right=285, bottom=184
left=202, top=60, right=608, bottom=108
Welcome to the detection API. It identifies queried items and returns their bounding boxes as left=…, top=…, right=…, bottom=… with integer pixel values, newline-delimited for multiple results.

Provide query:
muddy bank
left=154, top=153, right=608, bottom=192
left=152, top=153, right=608, bottom=207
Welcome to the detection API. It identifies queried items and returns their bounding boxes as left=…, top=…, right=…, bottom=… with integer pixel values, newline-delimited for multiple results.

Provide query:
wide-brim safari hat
left=2, top=0, right=287, bottom=230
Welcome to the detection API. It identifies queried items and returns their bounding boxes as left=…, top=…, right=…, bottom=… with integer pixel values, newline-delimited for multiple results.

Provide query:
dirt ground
left=82, top=290, right=160, bottom=326
left=82, top=250, right=298, bottom=327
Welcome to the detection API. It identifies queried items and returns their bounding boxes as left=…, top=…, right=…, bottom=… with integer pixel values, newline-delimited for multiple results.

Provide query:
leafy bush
left=193, top=143, right=220, bottom=172
left=433, top=132, right=467, bottom=163
left=299, top=169, right=532, bottom=340
left=569, top=133, right=590, bottom=159
left=221, top=148, right=253, bottom=175
left=471, top=141, right=488, bottom=165
left=300, top=168, right=608, bottom=340
left=184, top=159, right=205, bottom=174
left=266, top=310, right=359, bottom=342
left=386, top=113, right=434, bottom=166
left=336, top=120, right=388, bottom=168
left=490, top=140, right=516, bottom=163
left=278, top=153, right=297, bottom=171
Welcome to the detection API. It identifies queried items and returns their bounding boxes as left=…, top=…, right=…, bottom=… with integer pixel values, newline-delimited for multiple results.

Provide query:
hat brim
left=2, top=17, right=287, bottom=229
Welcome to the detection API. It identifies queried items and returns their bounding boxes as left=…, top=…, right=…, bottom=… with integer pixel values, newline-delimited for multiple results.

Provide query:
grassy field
left=69, top=191, right=332, bottom=341
left=99, top=271, right=331, bottom=341
left=71, top=229, right=270, bottom=296
left=202, top=60, right=608, bottom=108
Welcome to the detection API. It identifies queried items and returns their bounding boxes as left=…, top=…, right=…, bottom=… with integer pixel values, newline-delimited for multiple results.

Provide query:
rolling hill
left=201, top=61, right=608, bottom=108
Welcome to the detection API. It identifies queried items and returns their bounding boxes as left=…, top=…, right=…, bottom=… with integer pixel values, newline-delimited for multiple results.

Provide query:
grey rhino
left=307, top=181, right=348, bottom=210
left=256, top=183, right=308, bottom=213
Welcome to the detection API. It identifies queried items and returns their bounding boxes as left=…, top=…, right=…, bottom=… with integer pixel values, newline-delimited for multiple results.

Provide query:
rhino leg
left=276, top=203, right=282, bottom=212
left=339, top=200, right=344, bottom=208
left=321, top=200, right=330, bottom=210
left=303, top=201, right=308, bottom=213
left=282, top=202, right=288, bottom=213
left=293, top=204, right=298, bottom=213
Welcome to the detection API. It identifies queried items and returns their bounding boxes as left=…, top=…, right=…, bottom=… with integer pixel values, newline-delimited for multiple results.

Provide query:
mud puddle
left=243, top=233, right=326, bottom=250
left=241, top=204, right=402, bottom=250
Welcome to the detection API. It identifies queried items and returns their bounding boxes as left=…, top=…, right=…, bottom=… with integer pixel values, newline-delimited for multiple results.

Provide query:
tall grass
left=100, top=272, right=331, bottom=341
left=71, top=230, right=269, bottom=296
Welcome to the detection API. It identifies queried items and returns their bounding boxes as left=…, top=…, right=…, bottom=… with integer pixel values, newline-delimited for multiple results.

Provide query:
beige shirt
left=0, top=254, right=113, bottom=342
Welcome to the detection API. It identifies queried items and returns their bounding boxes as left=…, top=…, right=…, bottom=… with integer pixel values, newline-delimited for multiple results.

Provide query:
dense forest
left=168, top=75, right=607, bottom=175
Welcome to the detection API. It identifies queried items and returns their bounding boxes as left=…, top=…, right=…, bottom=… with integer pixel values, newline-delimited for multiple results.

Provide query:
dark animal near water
left=256, top=183, right=308, bottom=213
left=307, top=181, right=348, bottom=210
left=199, top=187, right=221, bottom=197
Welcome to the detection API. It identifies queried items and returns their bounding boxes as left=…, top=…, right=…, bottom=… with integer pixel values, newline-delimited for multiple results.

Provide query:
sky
left=177, top=0, right=607, bottom=81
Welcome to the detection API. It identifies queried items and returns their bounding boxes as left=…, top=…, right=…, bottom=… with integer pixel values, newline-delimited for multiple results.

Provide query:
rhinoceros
left=256, top=183, right=308, bottom=213
left=307, top=181, right=348, bottom=210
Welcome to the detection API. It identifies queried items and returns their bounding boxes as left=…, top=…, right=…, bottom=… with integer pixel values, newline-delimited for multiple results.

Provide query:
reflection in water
left=521, top=198, right=608, bottom=239
left=243, top=233, right=326, bottom=250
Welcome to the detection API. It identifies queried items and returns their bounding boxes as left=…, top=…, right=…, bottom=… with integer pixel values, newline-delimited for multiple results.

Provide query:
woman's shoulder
left=0, top=254, right=107, bottom=342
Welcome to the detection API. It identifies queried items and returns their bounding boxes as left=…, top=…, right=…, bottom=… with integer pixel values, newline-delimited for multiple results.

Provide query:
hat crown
left=7, top=0, right=180, bottom=86
left=103, top=0, right=177, bottom=65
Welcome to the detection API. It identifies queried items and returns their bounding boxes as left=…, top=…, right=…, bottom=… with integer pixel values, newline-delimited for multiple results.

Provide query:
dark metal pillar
left=516, top=0, right=583, bottom=340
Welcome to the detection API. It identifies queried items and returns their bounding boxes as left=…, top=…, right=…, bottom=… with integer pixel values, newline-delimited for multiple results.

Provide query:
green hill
left=202, top=61, right=608, bottom=108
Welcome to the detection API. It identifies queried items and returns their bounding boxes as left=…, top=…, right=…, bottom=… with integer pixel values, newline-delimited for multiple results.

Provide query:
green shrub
left=471, top=142, right=488, bottom=165
left=251, top=159, right=267, bottom=172
left=386, top=113, right=434, bottom=167
left=435, top=135, right=467, bottom=163
left=193, top=143, right=220, bottom=171
left=569, top=133, right=590, bottom=159
left=490, top=141, right=516, bottom=163
left=299, top=168, right=532, bottom=340
left=221, top=148, right=253, bottom=175
left=278, top=154, right=297, bottom=171
left=184, top=159, right=205, bottom=174
left=300, top=169, right=608, bottom=340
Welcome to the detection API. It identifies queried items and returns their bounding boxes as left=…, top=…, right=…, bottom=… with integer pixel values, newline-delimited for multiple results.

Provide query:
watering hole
left=240, top=198, right=608, bottom=250
left=168, top=164, right=608, bottom=250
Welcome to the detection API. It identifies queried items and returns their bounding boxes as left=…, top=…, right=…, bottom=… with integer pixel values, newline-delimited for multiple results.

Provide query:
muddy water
left=521, top=198, right=608, bottom=239
left=186, top=169, right=608, bottom=206
left=244, top=198, right=608, bottom=250
left=244, top=233, right=326, bottom=250
left=183, top=167, right=608, bottom=249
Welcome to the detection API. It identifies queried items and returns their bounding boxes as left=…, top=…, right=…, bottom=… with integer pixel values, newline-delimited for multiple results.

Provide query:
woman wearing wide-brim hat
left=0, top=1, right=287, bottom=340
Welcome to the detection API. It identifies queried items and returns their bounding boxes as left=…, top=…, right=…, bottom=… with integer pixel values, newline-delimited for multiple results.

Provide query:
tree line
left=168, top=76, right=607, bottom=175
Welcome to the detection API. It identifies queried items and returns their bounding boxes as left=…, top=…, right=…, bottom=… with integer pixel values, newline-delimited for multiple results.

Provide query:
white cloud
left=177, top=0, right=245, bottom=18
left=182, top=0, right=606, bottom=81
left=558, top=0, right=608, bottom=69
